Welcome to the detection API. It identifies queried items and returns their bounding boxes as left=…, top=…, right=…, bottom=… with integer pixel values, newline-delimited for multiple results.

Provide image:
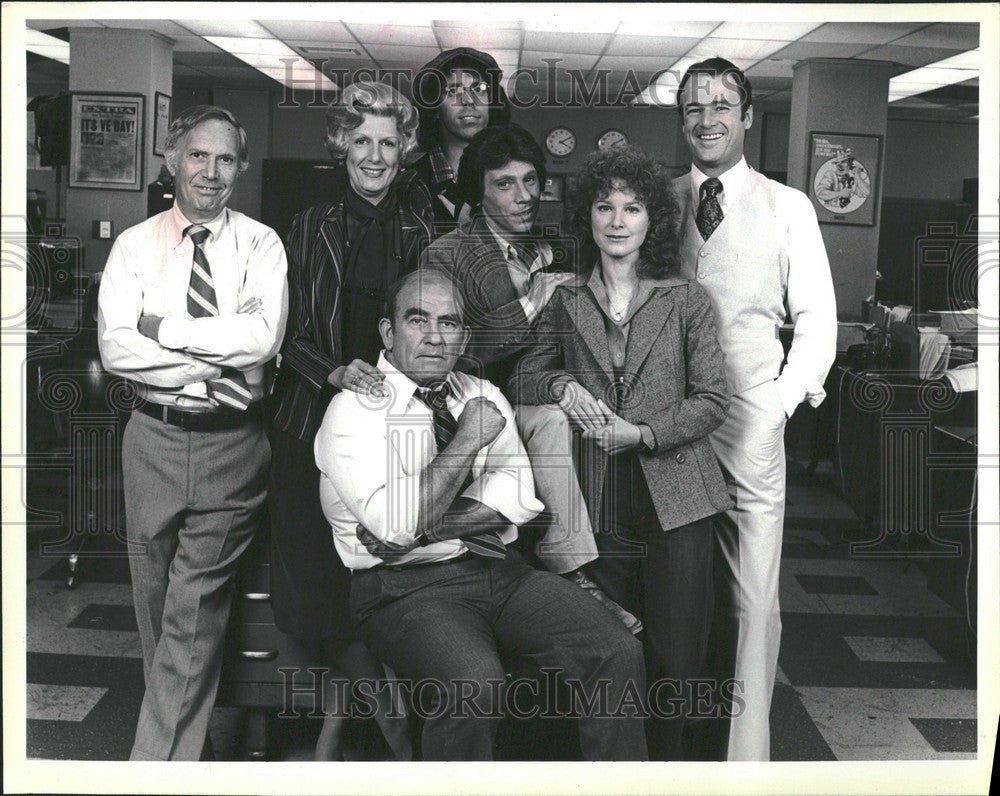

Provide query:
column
left=787, top=58, right=895, bottom=321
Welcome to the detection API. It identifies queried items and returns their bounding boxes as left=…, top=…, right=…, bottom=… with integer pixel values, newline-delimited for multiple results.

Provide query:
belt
left=134, top=401, right=262, bottom=432
left=363, top=552, right=473, bottom=573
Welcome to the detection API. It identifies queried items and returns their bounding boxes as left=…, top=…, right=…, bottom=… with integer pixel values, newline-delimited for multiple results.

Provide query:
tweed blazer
left=271, top=169, right=433, bottom=441
left=510, top=274, right=733, bottom=532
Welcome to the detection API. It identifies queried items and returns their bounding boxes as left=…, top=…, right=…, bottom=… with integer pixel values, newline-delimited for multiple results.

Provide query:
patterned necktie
left=696, top=177, right=725, bottom=241
left=185, top=225, right=253, bottom=411
left=509, top=241, right=541, bottom=271
left=416, top=382, right=507, bottom=560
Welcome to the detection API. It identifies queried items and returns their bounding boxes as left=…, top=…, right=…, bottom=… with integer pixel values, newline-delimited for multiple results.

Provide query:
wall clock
left=545, top=126, right=577, bottom=158
left=597, top=128, right=629, bottom=151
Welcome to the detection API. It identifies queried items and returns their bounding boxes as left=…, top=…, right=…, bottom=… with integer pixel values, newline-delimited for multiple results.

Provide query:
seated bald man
left=314, top=268, right=647, bottom=761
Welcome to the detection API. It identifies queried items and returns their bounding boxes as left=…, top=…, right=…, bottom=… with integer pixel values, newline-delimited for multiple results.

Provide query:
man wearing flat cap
left=411, top=47, right=513, bottom=236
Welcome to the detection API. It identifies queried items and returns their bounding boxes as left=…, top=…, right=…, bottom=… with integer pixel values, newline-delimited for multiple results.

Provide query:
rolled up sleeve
left=461, top=386, right=543, bottom=526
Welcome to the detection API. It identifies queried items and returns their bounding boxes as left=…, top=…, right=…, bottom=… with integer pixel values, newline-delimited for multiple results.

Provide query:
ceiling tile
left=261, top=20, right=353, bottom=41
left=859, top=45, right=964, bottom=68
left=711, top=21, right=823, bottom=40
left=344, top=23, right=436, bottom=47
left=770, top=41, right=873, bottom=60
left=891, top=23, right=979, bottom=50
left=800, top=22, right=925, bottom=45
left=594, top=55, right=682, bottom=73
left=433, top=25, right=523, bottom=50
left=520, top=51, right=599, bottom=72
left=688, top=38, right=792, bottom=62
left=615, top=21, right=718, bottom=38
left=603, top=35, right=702, bottom=57
left=365, top=43, right=440, bottom=63
left=522, top=31, right=611, bottom=54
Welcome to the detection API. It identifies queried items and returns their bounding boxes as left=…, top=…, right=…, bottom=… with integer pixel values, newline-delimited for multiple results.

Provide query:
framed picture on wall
left=153, top=92, right=171, bottom=156
left=807, top=131, right=881, bottom=226
left=68, top=92, right=144, bottom=191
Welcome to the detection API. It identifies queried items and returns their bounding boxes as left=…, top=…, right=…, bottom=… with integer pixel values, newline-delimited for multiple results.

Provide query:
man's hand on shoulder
left=455, top=396, right=507, bottom=449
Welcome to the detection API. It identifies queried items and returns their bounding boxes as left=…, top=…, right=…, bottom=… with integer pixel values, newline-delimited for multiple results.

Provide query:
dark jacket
left=272, top=169, right=433, bottom=441
left=510, top=276, right=733, bottom=532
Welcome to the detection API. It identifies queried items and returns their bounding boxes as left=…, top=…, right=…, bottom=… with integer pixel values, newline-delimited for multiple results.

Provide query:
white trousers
left=710, top=378, right=787, bottom=762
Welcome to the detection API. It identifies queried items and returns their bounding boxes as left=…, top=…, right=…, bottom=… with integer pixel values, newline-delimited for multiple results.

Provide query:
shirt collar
left=169, top=204, right=228, bottom=248
left=483, top=217, right=551, bottom=267
left=376, top=351, right=463, bottom=411
left=690, top=157, right=750, bottom=210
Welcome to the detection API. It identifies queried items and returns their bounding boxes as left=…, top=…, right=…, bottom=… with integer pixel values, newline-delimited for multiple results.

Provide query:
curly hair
left=566, top=146, right=681, bottom=279
left=325, top=81, right=421, bottom=164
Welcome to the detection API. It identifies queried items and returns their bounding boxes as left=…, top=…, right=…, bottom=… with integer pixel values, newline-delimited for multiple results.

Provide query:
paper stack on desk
left=944, top=362, right=977, bottom=393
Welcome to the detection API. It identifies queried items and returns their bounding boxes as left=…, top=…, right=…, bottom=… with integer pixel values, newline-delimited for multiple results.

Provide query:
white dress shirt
left=98, top=205, right=288, bottom=410
left=689, top=157, right=837, bottom=415
left=315, top=352, right=543, bottom=570
left=484, top=217, right=553, bottom=324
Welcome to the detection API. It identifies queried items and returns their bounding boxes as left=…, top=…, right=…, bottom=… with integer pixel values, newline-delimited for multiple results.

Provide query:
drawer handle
left=239, top=650, right=278, bottom=660
left=243, top=592, right=271, bottom=601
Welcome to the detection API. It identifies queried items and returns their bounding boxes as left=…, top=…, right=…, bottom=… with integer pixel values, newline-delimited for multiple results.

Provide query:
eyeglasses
left=444, top=81, right=489, bottom=100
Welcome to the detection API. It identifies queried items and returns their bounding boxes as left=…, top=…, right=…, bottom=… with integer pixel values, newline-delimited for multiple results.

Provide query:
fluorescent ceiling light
left=205, top=35, right=337, bottom=93
left=26, top=29, right=70, bottom=64
left=888, top=49, right=980, bottom=102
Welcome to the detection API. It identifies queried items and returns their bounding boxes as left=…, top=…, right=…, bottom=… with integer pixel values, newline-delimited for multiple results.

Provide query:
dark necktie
left=696, top=177, right=724, bottom=241
left=416, top=382, right=507, bottom=560
left=185, top=225, right=252, bottom=410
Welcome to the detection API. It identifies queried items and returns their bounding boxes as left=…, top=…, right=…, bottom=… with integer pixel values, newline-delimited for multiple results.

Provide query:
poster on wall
left=807, top=131, right=880, bottom=226
left=68, top=92, right=144, bottom=190
left=153, top=92, right=171, bottom=156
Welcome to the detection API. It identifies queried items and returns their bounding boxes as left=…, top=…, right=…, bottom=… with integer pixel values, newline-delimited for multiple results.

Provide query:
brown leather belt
left=134, top=401, right=262, bottom=432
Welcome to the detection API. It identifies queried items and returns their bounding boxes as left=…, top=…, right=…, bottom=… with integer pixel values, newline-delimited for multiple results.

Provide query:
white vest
left=672, top=169, right=792, bottom=395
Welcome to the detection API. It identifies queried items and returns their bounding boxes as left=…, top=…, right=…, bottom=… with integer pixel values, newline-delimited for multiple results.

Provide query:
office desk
left=833, top=366, right=977, bottom=556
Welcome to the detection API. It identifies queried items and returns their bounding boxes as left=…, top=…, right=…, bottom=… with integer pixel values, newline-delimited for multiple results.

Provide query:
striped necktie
left=416, top=382, right=507, bottom=560
left=185, top=225, right=253, bottom=411
left=696, top=177, right=725, bottom=241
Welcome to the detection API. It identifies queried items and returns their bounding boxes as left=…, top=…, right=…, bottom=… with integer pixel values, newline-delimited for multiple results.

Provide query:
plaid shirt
left=428, top=146, right=455, bottom=185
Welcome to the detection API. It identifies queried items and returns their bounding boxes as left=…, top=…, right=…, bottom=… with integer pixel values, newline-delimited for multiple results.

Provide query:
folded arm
left=154, top=229, right=289, bottom=370
left=97, top=238, right=222, bottom=389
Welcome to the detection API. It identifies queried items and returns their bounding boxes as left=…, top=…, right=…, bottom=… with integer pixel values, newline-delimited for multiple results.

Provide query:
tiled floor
left=24, top=457, right=978, bottom=761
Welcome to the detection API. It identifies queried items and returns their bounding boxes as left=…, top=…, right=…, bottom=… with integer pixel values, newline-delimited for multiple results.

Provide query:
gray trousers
left=123, top=410, right=269, bottom=760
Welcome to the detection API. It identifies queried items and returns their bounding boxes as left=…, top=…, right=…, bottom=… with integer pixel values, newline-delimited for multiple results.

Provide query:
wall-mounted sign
left=808, top=131, right=880, bottom=226
left=69, top=92, right=144, bottom=191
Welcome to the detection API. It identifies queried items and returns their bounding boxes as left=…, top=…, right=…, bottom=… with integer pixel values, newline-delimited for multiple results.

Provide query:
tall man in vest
left=672, top=58, right=837, bottom=761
